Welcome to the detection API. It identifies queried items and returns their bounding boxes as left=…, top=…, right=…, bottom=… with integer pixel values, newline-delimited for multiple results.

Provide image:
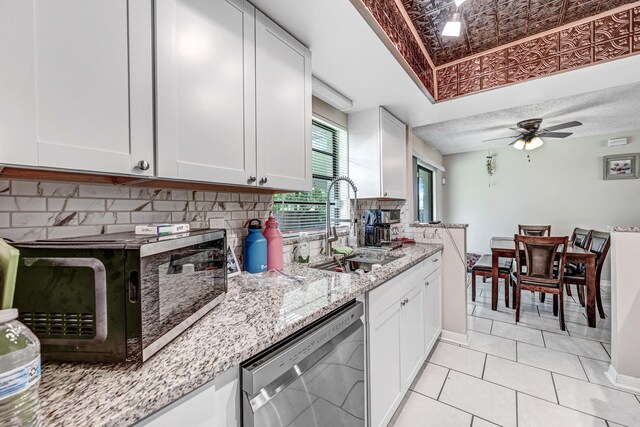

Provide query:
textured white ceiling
left=413, top=82, right=640, bottom=155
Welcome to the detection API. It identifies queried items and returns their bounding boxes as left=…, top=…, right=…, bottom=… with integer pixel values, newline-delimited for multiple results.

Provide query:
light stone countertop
left=38, top=243, right=443, bottom=427
left=409, top=223, right=468, bottom=228
left=612, top=226, right=640, bottom=232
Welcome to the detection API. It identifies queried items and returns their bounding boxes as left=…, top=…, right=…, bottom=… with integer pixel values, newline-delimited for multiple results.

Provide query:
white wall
left=442, top=130, right=640, bottom=280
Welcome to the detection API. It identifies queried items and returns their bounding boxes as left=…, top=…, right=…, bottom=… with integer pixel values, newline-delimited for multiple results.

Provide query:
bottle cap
left=265, top=216, right=279, bottom=228
left=0, top=308, right=18, bottom=323
left=247, top=219, right=262, bottom=230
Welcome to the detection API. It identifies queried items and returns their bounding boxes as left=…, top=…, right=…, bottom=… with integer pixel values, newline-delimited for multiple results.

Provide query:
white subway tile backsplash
left=169, top=190, right=204, bottom=201
left=152, top=201, right=189, bottom=212
left=130, top=212, right=172, bottom=223
left=79, top=185, right=129, bottom=199
left=131, top=188, right=171, bottom=200
left=0, top=197, right=47, bottom=212
left=0, top=213, right=9, bottom=228
left=78, top=212, right=130, bottom=225
left=12, top=212, right=79, bottom=227
left=106, top=199, right=152, bottom=212
left=0, top=227, right=47, bottom=242
left=12, top=181, right=80, bottom=198
left=48, top=198, right=106, bottom=212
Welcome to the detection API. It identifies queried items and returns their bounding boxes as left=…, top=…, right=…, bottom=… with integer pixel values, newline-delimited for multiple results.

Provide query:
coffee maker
left=363, top=209, right=401, bottom=246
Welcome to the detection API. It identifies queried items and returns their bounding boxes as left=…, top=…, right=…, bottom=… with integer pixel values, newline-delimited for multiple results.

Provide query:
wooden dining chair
left=563, top=228, right=592, bottom=297
left=518, top=225, right=552, bottom=236
left=512, top=235, right=569, bottom=330
left=471, top=255, right=514, bottom=308
left=563, top=231, right=610, bottom=318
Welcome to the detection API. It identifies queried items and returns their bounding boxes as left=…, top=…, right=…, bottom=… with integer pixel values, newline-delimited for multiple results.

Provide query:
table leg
left=492, top=251, right=499, bottom=311
left=586, top=256, right=596, bottom=328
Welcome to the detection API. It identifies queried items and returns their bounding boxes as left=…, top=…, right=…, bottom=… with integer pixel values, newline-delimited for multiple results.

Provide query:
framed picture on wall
left=603, top=154, right=640, bottom=180
left=227, top=246, right=240, bottom=278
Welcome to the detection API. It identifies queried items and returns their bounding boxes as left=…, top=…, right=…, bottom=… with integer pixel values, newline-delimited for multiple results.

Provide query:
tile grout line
left=550, top=370, right=561, bottom=405
left=481, top=353, right=488, bottom=379
left=577, top=355, right=591, bottom=383
left=515, top=391, right=519, bottom=427
left=601, top=341, right=611, bottom=358
left=436, top=368, right=449, bottom=401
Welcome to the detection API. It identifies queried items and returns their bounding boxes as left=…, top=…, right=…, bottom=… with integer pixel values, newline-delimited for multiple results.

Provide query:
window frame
left=414, top=157, right=436, bottom=223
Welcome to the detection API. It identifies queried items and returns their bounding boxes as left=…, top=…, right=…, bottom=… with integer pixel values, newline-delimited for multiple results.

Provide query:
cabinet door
left=0, top=0, right=154, bottom=176
left=400, top=283, right=425, bottom=390
left=255, top=11, right=312, bottom=192
left=156, top=0, right=256, bottom=184
left=424, top=269, right=442, bottom=355
left=369, top=301, right=403, bottom=427
left=380, top=108, right=407, bottom=199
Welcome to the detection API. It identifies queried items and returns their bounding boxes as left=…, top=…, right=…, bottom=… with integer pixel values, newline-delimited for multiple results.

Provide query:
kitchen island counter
left=38, top=243, right=443, bottom=427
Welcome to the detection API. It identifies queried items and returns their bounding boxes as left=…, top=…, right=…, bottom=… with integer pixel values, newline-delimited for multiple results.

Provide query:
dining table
left=490, top=237, right=598, bottom=328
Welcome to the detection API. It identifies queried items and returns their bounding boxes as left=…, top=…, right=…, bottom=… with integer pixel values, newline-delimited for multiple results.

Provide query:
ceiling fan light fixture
left=526, top=136, right=544, bottom=151
left=442, top=13, right=461, bottom=37
left=513, top=138, right=526, bottom=150
left=454, top=0, right=467, bottom=6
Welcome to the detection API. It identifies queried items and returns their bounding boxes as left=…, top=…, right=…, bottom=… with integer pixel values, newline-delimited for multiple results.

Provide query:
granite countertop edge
left=39, top=243, right=443, bottom=427
left=409, top=223, right=468, bottom=229
left=612, top=226, right=640, bottom=232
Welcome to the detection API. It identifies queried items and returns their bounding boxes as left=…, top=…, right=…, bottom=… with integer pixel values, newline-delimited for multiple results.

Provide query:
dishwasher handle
left=242, top=301, right=363, bottom=395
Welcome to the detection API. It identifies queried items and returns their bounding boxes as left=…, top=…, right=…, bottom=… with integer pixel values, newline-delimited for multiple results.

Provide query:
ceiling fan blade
left=509, top=127, right=529, bottom=133
left=540, top=132, right=572, bottom=138
left=543, top=121, right=583, bottom=132
left=483, top=135, right=522, bottom=142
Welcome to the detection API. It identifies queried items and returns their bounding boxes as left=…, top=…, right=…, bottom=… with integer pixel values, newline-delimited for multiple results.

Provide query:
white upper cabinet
left=348, top=107, right=407, bottom=199
left=0, top=0, right=154, bottom=176
left=255, top=11, right=312, bottom=191
left=156, top=0, right=257, bottom=185
left=156, top=3, right=311, bottom=191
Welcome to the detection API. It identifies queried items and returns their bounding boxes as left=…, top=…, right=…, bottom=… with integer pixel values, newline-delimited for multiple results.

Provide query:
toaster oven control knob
left=137, top=160, right=150, bottom=171
left=259, top=177, right=268, bottom=185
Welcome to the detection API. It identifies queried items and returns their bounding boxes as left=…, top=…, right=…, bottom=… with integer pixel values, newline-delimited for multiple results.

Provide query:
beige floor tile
left=483, top=355, right=557, bottom=403
left=428, top=341, right=486, bottom=378
left=543, top=332, right=610, bottom=361
left=471, top=417, right=498, bottom=426
left=517, top=392, right=607, bottom=427
left=412, top=363, right=449, bottom=399
left=467, top=330, right=517, bottom=361
left=516, top=342, right=587, bottom=380
left=553, top=373, right=640, bottom=426
left=472, top=306, right=516, bottom=324
left=516, top=313, right=569, bottom=335
left=439, top=370, right=517, bottom=427
left=566, top=321, right=611, bottom=343
left=392, top=391, right=472, bottom=427
left=490, top=321, right=544, bottom=347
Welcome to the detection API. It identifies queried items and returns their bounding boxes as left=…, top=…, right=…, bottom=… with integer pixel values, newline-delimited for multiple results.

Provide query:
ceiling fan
left=483, top=118, right=583, bottom=151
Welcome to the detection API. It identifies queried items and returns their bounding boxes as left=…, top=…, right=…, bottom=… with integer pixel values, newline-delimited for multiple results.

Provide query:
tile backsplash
left=0, top=179, right=273, bottom=266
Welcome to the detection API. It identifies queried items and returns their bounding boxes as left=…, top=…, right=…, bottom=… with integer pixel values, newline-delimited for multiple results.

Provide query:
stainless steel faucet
left=325, top=176, right=358, bottom=255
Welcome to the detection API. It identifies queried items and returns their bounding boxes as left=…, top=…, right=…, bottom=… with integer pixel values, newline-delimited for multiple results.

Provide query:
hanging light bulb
left=442, top=12, right=462, bottom=37
left=526, top=136, right=544, bottom=150
left=512, top=138, right=526, bottom=150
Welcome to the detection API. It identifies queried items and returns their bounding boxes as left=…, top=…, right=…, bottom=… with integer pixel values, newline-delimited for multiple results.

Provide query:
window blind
left=274, top=118, right=349, bottom=231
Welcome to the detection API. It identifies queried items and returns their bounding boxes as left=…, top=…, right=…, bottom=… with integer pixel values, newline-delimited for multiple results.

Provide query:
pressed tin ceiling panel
left=401, top=0, right=638, bottom=66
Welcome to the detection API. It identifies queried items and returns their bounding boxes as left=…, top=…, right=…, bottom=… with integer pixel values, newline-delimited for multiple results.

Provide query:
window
left=415, top=160, right=434, bottom=223
left=274, top=118, right=349, bottom=232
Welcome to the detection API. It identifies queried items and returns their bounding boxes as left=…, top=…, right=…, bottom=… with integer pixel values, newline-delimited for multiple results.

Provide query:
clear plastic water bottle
left=0, top=309, right=41, bottom=426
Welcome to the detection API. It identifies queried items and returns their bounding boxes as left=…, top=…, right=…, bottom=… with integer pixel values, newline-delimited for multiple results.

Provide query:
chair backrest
left=514, top=235, right=568, bottom=284
left=571, top=228, right=592, bottom=249
left=589, top=231, right=611, bottom=280
left=518, top=225, right=551, bottom=237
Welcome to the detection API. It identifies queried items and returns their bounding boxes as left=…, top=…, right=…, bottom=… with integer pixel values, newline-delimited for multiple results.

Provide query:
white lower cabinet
left=368, top=251, right=442, bottom=427
left=135, top=367, right=239, bottom=427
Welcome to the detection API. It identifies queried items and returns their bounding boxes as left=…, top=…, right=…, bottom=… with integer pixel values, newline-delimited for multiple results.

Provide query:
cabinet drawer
left=368, top=264, right=420, bottom=320
left=423, top=252, right=442, bottom=278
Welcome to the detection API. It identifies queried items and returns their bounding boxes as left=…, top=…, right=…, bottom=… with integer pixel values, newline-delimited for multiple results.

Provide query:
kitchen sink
left=311, top=250, right=404, bottom=274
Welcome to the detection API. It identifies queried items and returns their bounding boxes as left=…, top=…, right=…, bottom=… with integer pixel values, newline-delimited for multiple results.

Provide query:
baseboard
left=440, top=330, right=470, bottom=346
left=605, top=364, right=640, bottom=394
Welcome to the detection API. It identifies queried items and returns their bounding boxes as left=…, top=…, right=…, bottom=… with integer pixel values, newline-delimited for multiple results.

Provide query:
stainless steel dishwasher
left=241, top=301, right=365, bottom=427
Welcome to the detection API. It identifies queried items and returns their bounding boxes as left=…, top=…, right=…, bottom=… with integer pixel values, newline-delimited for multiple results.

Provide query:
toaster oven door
left=14, top=249, right=128, bottom=362
left=138, top=231, right=227, bottom=361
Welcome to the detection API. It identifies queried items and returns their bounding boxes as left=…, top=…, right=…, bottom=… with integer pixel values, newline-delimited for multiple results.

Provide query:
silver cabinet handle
left=384, top=191, right=388, bottom=197
left=248, top=176, right=257, bottom=183
left=425, top=281, right=430, bottom=286
left=259, top=177, right=268, bottom=185
left=137, top=160, right=150, bottom=171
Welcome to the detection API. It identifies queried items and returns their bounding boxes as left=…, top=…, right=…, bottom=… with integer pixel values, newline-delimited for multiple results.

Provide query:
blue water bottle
left=243, top=219, right=267, bottom=273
